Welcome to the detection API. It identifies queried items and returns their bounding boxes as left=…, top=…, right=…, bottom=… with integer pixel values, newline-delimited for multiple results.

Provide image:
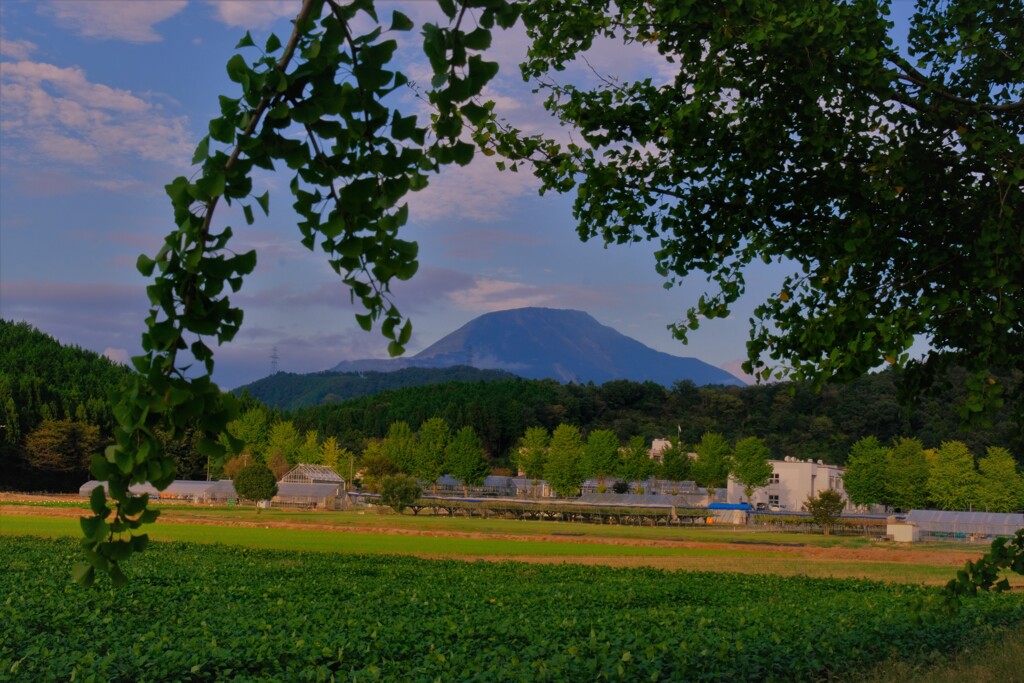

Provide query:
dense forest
left=237, top=366, right=519, bottom=411
left=292, top=371, right=1022, bottom=469
left=0, top=320, right=131, bottom=489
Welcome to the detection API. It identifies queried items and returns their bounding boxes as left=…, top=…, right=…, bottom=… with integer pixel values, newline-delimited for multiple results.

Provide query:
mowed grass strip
left=0, top=514, right=748, bottom=559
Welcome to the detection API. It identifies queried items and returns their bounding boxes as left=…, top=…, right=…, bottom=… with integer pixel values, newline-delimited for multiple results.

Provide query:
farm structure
left=903, top=510, right=1024, bottom=541
left=79, top=465, right=346, bottom=509
left=727, top=458, right=852, bottom=512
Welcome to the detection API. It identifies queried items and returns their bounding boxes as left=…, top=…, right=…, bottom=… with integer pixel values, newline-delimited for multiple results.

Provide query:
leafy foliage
left=977, top=447, right=1024, bottom=513
left=731, top=436, right=773, bottom=502
left=617, top=435, right=656, bottom=483
left=545, top=424, right=586, bottom=497
left=293, top=370, right=1022, bottom=468
left=23, top=419, right=100, bottom=475
left=944, top=530, right=1024, bottom=608
left=885, top=437, right=931, bottom=512
left=928, top=441, right=981, bottom=512
left=842, top=436, right=890, bottom=508
left=232, top=462, right=279, bottom=506
left=803, top=489, right=847, bottom=535
left=583, top=429, right=620, bottom=486
left=84, top=0, right=521, bottom=581
left=379, top=473, right=421, bottom=513
left=512, top=0, right=1023, bottom=420
left=0, top=320, right=129, bottom=490
left=692, top=432, right=732, bottom=498
left=515, top=426, right=549, bottom=494
left=444, top=426, right=489, bottom=495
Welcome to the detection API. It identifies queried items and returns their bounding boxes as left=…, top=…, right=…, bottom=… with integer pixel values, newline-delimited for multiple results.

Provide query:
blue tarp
left=708, top=502, right=751, bottom=511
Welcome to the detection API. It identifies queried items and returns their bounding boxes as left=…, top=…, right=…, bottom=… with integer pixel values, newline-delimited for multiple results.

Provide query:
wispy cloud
left=0, top=280, right=149, bottom=357
left=210, top=1, right=298, bottom=29
left=0, top=60, right=192, bottom=174
left=407, top=157, right=540, bottom=223
left=0, top=36, right=36, bottom=60
left=41, top=1, right=187, bottom=43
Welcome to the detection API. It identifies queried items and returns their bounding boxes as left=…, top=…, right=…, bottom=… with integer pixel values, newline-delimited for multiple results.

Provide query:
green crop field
left=3, top=535, right=1023, bottom=682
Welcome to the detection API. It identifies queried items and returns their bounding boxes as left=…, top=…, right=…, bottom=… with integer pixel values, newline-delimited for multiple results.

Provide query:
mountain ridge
left=331, top=307, right=744, bottom=387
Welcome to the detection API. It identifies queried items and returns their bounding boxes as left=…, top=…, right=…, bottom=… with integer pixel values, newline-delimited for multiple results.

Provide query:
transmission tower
left=270, top=346, right=280, bottom=375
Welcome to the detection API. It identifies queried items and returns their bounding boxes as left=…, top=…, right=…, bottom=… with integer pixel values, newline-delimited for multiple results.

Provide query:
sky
left=0, top=1, right=916, bottom=390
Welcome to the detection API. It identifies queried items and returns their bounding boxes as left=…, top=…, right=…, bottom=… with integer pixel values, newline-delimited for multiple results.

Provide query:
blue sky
left=0, top=1, right=916, bottom=390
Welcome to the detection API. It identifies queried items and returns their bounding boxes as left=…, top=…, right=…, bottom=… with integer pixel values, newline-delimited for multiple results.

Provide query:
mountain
left=331, top=308, right=744, bottom=387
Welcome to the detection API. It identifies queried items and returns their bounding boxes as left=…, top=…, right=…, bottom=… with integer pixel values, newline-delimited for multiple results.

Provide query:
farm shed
left=79, top=479, right=232, bottom=503
left=904, top=510, right=1024, bottom=540
left=429, top=475, right=520, bottom=497
left=272, top=481, right=344, bottom=509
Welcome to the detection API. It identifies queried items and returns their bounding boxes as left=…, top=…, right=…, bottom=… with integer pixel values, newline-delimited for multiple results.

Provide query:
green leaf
left=265, top=33, right=282, bottom=53
left=235, top=31, right=255, bottom=49
left=355, top=313, right=372, bottom=332
left=80, top=515, right=108, bottom=542
left=89, top=486, right=108, bottom=517
left=209, top=117, right=235, bottom=144
left=195, top=171, right=226, bottom=199
left=226, top=54, right=249, bottom=85
left=72, top=562, right=95, bottom=587
left=390, top=10, right=414, bottom=32
left=437, top=0, right=457, bottom=19
left=451, top=141, right=475, bottom=166
left=255, top=191, right=270, bottom=216
left=462, top=28, right=492, bottom=51
left=192, top=136, right=210, bottom=165
left=136, top=254, right=156, bottom=277
left=242, top=204, right=254, bottom=225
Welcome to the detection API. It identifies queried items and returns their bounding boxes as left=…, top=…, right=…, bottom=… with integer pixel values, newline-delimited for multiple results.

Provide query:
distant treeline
left=236, top=365, right=519, bottom=411
left=291, top=369, right=1022, bottom=468
left=0, top=320, right=130, bottom=489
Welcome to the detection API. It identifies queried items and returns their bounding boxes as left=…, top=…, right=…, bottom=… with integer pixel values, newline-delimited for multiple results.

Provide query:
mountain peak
left=333, top=307, right=744, bottom=387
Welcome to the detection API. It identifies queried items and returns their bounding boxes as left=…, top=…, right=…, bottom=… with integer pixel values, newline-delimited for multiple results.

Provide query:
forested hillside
left=1, top=318, right=1019, bottom=492
left=0, top=320, right=131, bottom=490
left=292, top=370, right=1022, bottom=467
left=237, top=366, right=518, bottom=411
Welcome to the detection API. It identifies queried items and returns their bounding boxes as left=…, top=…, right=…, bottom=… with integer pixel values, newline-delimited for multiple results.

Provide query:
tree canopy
left=515, top=0, right=1023, bottom=420
left=232, top=462, right=279, bottom=508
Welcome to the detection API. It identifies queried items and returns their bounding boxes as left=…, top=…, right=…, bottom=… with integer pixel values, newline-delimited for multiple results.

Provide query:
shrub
left=380, top=474, right=421, bottom=514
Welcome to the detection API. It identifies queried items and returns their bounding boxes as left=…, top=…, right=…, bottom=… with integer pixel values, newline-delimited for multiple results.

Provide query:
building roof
left=279, top=464, right=344, bottom=484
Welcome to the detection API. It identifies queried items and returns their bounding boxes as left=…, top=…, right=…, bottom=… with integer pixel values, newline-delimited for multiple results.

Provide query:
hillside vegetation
left=292, top=371, right=1022, bottom=467
left=237, top=365, right=517, bottom=411
left=0, top=321, right=131, bottom=490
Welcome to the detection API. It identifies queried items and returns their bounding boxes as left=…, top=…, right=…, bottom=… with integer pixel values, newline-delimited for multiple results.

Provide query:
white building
left=727, top=457, right=852, bottom=512
left=648, top=438, right=673, bottom=463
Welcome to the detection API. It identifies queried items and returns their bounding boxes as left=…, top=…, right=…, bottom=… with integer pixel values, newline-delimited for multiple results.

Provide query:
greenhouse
left=903, top=509, right=1024, bottom=540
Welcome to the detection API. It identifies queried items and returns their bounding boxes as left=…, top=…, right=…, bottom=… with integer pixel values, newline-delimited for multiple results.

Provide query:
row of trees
left=293, top=369, right=1022, bottom=468
left=515, top=426, right=775, bottom=499
left=844, top=437, right=1024, bottom=513
left=221, top=404, right=1024, bottom=513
